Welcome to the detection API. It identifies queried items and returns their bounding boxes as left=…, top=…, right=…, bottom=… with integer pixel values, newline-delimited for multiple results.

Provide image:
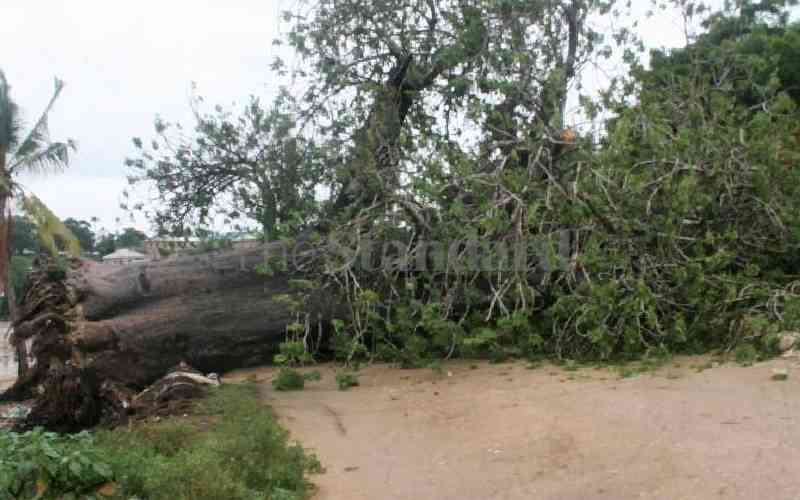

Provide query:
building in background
left=101, top=248, right=149, bottom=265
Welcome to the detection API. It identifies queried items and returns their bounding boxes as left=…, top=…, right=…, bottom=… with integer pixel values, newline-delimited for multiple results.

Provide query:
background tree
left=126, top=90, right=323, bottom=240
left=9, top=215, right=39, bottom=255
left=644, top=0, right=800, bottom=108
left=94, top=227, right=148, bottom=257
left=116, top=227, right=147, bottom=249
left=62, top=218, right=95, bottom=253
left=95, top=233, right=116, bottom=257
left=2, top=214, right=36, bottom=319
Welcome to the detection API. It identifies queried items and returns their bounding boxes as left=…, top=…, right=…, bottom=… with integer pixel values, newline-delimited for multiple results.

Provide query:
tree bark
left=0, top=243, right=339, bottom=429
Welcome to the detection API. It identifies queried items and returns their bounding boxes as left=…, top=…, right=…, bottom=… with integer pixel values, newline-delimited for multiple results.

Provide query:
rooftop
left=101, top=248, right=149, bottom=261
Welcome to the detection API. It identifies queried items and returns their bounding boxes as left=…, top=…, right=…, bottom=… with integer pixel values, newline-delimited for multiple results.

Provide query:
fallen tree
left=0, top=243, right=338, bottom=430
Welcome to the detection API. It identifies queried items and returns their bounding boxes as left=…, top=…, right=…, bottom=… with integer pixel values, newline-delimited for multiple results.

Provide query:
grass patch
left=0, top=383, right=319, bottom=499
left=94, top=382, right=320, bottom=500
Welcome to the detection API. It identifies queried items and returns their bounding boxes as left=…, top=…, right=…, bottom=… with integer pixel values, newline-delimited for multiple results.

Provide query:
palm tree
left=0, top=69, right=79, bottom=315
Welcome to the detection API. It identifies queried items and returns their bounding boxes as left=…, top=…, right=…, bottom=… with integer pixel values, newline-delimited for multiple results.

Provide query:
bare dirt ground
left=228, top=357, right=800, bottom=500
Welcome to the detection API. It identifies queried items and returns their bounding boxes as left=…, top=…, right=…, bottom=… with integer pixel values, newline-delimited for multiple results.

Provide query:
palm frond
left=21, top=194, right=81, bottom=257
left=9, top=139, right=76, bottom=174
left=10, top=77, right=67, bottom=173
left=0, top=69, right=20, bottom=150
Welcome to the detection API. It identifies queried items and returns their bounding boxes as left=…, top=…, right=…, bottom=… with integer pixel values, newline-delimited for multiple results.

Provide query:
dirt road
left=230, top=358, right=800, bottom=500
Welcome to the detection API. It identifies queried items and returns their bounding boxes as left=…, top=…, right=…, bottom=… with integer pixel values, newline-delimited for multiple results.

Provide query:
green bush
left=0, top=428, right=113, bottom=499
left=335, top=371, right=360, bottom=391
left=273, top=368, right=307, bottom=391
left=734, top=344, right=759, bottom=366
left=272, top=369, right=322, bottom=391
left=274, top=341, right=314, bottom=367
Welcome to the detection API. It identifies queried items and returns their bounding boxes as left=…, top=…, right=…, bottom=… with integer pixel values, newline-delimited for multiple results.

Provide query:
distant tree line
left=10, top=215, right=147, bottom=257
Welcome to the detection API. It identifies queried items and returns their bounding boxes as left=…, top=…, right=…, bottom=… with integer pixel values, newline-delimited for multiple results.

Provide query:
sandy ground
left=229, top=357, right=800, bottom=500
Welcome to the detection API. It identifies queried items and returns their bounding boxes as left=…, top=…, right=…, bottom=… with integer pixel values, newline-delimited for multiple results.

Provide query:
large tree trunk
left=0, top=243, right=339, bottom=430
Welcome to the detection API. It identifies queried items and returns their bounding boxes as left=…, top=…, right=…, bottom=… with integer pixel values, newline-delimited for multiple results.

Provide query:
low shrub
left=0, top=428, right=113, bottom=499
left=272, top=368, right=322, bottom=391
left=335, top=371, right=360, bottom=391
left=734, top=344, right=759, bottom=366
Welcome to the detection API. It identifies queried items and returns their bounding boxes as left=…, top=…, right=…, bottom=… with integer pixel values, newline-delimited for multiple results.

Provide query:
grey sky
left=0, top=0, right=757, bottom=236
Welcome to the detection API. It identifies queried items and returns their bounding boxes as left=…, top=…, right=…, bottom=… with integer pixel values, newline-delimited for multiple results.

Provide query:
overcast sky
left=2, top=1, right=293, bottom=234
left=0, top=0, right=753, bottom=236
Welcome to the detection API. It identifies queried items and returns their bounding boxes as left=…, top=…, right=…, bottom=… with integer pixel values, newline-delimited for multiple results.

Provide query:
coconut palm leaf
left=9, top=77, right=72, bottom=175
left=9, top=139, right=75, bottom=174
left=21, top=195, right=80, bottom=257
left=0, top=71, right=21, bottom=150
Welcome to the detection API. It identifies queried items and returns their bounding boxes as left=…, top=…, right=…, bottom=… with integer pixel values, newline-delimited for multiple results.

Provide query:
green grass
left=93, top=383, right=321, bottom=500
left=0, top=383, right=319, bottom=499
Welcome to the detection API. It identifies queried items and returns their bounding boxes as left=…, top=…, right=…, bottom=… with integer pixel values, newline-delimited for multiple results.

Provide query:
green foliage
left=274, top=341, right=314, bottom=367
left=274, top=279, right=322, bottom=364
left=115, top=227, right=147, bottom=249
left=21, top=196, right=80, bottom=258
left=126, top=90, right=323, bottom=239
left=0, top=385, right=320, bottom=500
left=9, top=216, right=39, bottom=256
left=94, top=234, right=116, bottom=257
left=317, top=0, right=800, bottom=365
left=62, top=218, right=95, bottom=253
left=646, top=1, right=800, bottom=107
left=95, top=227, right=148, bottom=256
left=335, top=371, right=360, bottom=391
left=273, top=368, right=307, bottom=391
left=272, top=368, right=321, bottom=391
left=0, top=428, right=113, bottom=499
left=0, top=255, right=32, bottom=318
left=131, top=0, right=800, bottom=365
left=734, top=344, right=759, bottom=366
